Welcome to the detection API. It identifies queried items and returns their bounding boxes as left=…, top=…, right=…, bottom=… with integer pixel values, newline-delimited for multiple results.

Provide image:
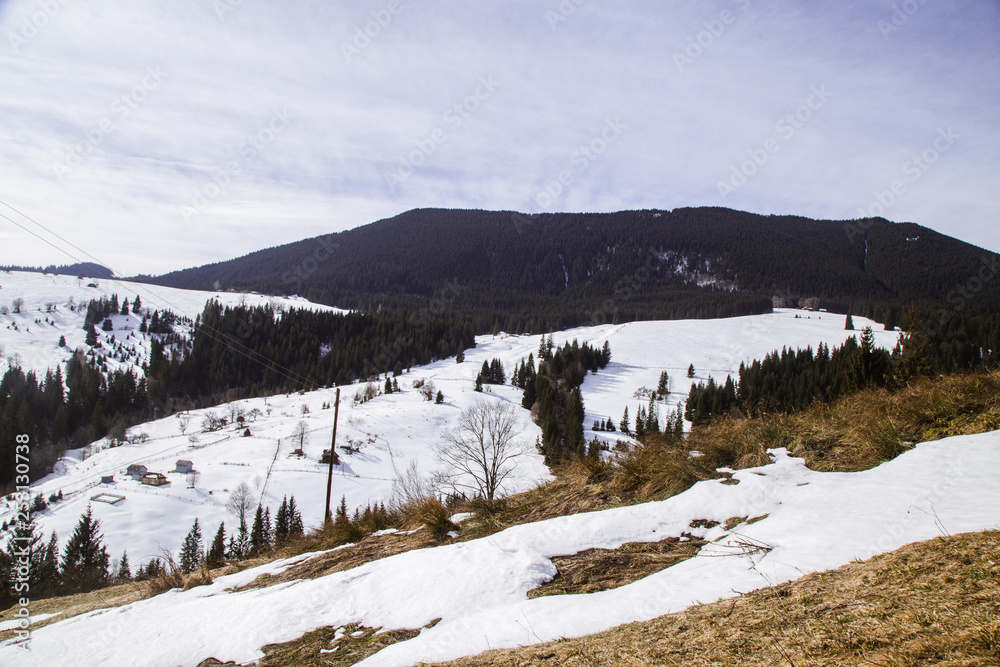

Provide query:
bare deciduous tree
left=292, top=420, right=309, bottom=451
left=435, top=400, right=527, bottom=501
left=225, top=482, right=256, bottom=526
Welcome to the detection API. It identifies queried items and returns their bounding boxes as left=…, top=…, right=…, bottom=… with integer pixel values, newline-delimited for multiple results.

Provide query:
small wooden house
left=175, top=460, right=193, bottom=474
left=126, top=464, right=147, bottom=481
left=141, top=472, right=168, bottom=487
left=101, top=475, right=114, bottom=484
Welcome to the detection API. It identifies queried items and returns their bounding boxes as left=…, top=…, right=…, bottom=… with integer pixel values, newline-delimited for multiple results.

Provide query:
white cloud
left=1, top=0, right=998, bottom=275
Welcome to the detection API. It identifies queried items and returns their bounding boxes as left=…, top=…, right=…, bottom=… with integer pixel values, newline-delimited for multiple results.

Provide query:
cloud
left=1, top=0, right=998, bottom=275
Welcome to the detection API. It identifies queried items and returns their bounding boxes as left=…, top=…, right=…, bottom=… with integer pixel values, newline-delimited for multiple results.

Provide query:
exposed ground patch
left=195, top=621, right=433, bottom=667
left=527, top=535, right=707, bottom=599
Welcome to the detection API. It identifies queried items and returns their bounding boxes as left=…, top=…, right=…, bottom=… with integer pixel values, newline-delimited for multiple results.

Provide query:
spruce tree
left=845, top=313, right=855, bottom=330
left=116, top=550, right=131, bottom=582
left=0, top=512, right=44, bottom=607
left=132, top=294, right=142, bottom=314
left=249, top=505, right=268, bottom=555
left=288, top=496, right=304, bottom=537
left=36, top=531, right=60, bottom=597
left=274, top=497, right=289, bottom=543
left=206, top=523, right=226, bottom=568
left=565, top=388, right=585, bottom=456
left=262, top=507, right=273, bottom=546
left=179, top=518, right=203, bottom=574
left=619, top=407, right=630, bottom=434
left=61, top=506, right=110, bottom=595
left=657, top=370, right=669, bottom=399
left=687, top=364, right=695, bottom=378
left=435, top=390, right=444, bottom=404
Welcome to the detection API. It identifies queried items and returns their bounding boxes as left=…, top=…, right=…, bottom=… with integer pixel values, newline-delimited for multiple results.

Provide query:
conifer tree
left=687, top=364, right=695, bottom=378
left=132, top=295, right=142, bottom=314
left=249, top=505, right=269, bottom=555
left=0, top=512, right=44, bottom=607
left=565, top=388, right=585, bottom=456
left=207, top=523, right=226, bottom=568
left=845, top=313, right=855, bottom=330
left=619, top=407, right=630, bottom=434
left=36, top=531, right=60, bottom=597
left=116, top=550, right=131, bottom=582
left=180, top=518, right=203, bottom=574
left=61, top=506, right=110, bottom=595
left=287, top=496, right=304, bottom=537
left=435, top=390, right=444, bottom=404
left=274, top=497, right=289, bottom=543
left=121, top=299, right=129, bottom=315
left=657, top=371, right=669, bottom=399
left=263, top=507, right=273, bottom=546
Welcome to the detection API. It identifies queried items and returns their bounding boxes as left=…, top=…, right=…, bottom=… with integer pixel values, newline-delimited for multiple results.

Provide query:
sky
left=0, top=0, right=997, bottom=276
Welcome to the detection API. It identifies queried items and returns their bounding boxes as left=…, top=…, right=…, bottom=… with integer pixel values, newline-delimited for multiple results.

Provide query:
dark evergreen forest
left=148, top=207, right=1000, bottom=333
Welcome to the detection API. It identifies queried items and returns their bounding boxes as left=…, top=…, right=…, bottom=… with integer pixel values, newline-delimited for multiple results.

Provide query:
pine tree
left=288, top=496, right=304, bottom=537
left=645, top=395, right=659, bottom=433
left=60, top=506, right=110, bottom=595
left=845, top=313, right=855, bottom=330
left=180, top=518, right=203, bottom=574
left=274, top=497, right=289, bottom=543
left=657, top=370, right=669, bottom=399
left=116, top=550, right=131, bottom=582
left=249, top=505, right=268, bottom=555
left=132, top=295, right=142, bottom=314
left=0, top=512, right=44, bottom=607
left=85, top=324, right=98, bottom=346
left=435, top=390, right=444, bottom=404
left=565, top=388, right=585, bottom=456
left=207, top=523, right=226, bottom=568
left=262, top=507, right=273, bottom=547
left=384, top=376, right=393, bottom=394
left=58, top=334, right=66, bottom=347
left=687, top=364, right=695, bottom=378
left=121, top=299, right=129, bottom=315
left=36, top=531, right=60, bottom=597
left=619, top=407, right=630, bottom=434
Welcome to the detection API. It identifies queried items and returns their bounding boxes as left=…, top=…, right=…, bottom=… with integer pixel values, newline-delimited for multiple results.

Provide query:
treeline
left=0, top=301, right=475, bottom=489
left=517, top=336, right=611, bottom=464
left=0, top=356, right=150, bottom=488
left=684, top=309, right=1000, bottom=425
left=147, top=301, right=475, bottom=401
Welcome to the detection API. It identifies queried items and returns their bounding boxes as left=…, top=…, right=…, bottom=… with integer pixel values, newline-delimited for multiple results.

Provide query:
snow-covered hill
left=0, top=269, right=343, bottom=377
left=0, top=304, right=897, bottom=583
left=4, top=427, right=998, bottom=667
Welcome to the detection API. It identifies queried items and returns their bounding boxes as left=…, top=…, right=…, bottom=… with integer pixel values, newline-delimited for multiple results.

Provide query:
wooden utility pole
left=324, top=387, right=341, bottom=525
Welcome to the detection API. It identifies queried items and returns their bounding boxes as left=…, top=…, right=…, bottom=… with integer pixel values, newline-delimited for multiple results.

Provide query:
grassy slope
left=428, top=530, right=1000, bottom=667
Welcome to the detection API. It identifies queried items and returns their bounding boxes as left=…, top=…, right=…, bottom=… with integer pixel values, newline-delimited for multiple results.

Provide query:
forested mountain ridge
left=148, top=207, right=1000, bottom=333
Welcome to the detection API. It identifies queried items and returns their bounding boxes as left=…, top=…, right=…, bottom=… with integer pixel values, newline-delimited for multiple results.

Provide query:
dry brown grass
left=196, top=621, right=433, bottom=667
left=234, top=528, right=438, bottom=591
left=427, top=530, right=1000, bottom=667
left=527, top=535, right=707, bottom=599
